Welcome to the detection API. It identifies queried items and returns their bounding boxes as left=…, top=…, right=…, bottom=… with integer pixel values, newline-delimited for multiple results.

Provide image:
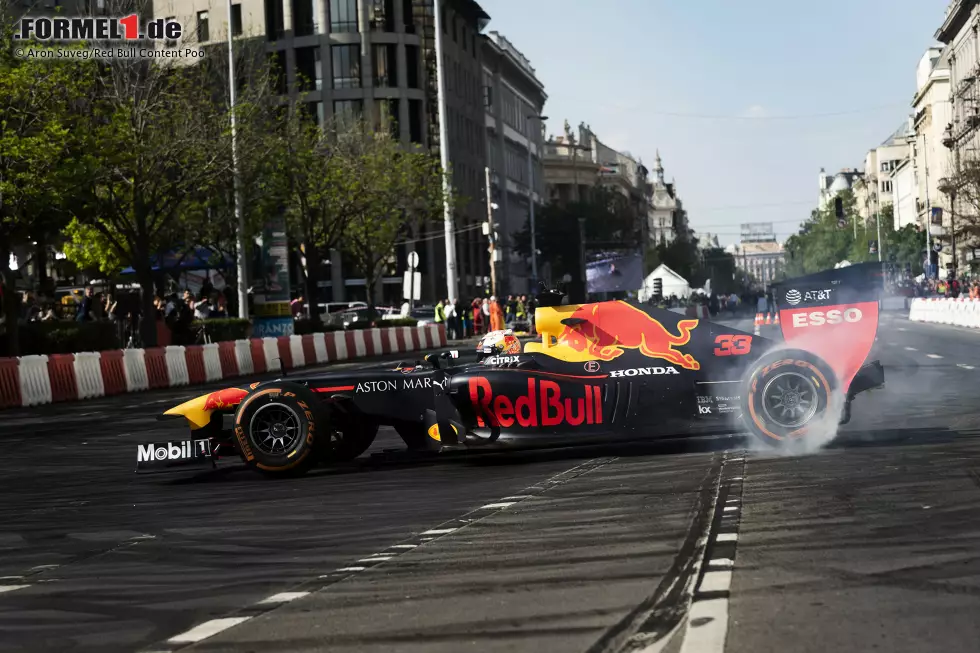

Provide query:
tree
left=785, top=193, right=925, bottom=277
left=183, top=39, right=282, bottom=311
left=784, top=190, right=862, bottom=276
left=342, top=123, right=448, bottom=316
left=514, top=185, right=640, bottom=299
left=0, top=16, right=92, bottom=354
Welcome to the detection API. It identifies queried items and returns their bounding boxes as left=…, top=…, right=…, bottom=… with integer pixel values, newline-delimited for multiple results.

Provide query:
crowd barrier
left=909, top=297, right=980, bottom=328
left=0, top=324, right=447, bottom=410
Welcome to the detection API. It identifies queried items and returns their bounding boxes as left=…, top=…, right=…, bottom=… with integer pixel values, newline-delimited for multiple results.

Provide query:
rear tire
left=234, top=382, right=324, bottom=478
left=740, top=349, right=837, bottom=450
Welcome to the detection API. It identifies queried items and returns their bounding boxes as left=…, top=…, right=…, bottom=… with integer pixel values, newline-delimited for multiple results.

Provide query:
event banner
left=252, top=216, right=293, bottom=337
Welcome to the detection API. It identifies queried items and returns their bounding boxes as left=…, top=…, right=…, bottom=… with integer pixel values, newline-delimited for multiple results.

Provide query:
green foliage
left=194, top=318, right=251, bottom=342
left=293, top=318, right=342, bottom=334
left=785, top=193, right=925, bottom=276
left=4, top=321, right=120, bottom=357
left=341, top=119, right=448, bottom=311
left=61, top=218, right=125, bottom=276
left=514, top=186, right=640, bottom=282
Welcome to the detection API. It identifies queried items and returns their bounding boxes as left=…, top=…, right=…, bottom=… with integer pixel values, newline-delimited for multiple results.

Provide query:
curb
left=0, top=325, right=448, bottom=411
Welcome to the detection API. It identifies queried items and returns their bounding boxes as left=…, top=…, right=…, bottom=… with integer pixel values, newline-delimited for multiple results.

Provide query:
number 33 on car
left=714, top=334, right=752, bottom=356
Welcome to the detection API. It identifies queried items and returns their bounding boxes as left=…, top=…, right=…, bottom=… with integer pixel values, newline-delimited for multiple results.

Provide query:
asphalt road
left=3, top=312, right=980, bottom=653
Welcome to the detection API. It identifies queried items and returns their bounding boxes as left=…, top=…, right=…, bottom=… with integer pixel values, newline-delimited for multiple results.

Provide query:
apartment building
left=153, top=0, right=490, bottom=303
left=481, top=30, right=547, bottom=295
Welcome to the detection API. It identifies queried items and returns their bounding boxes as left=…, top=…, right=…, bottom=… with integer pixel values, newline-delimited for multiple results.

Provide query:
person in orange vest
left=489, top=295, right=505, bottom=331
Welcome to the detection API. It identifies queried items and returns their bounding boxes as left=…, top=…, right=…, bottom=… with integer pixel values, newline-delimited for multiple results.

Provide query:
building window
left=881, top=180, right=892, bottom=193
left=265, top=0, right=284, bottom=39
left=331, top=44, right=361, bottom=89
left=305, top=101, right=323, bottom=127
left=373, top=43, right=397, bottom=87
left=196, top=10, right=209, bottom=42
left=164, top=16, right=177, bottom=47
left=409, top=99, right=423, bottom=144
left=370, top=0, right=395, bottom=31
left=406, top=45, right=420, bottom=88
left=376, top=98, right=399, bottom=136
left=231, top=4, right=243, bottom=36
left=402, top=0, right=415, bottom=33
left=293, top=0, right=317, bottom=36
left=333, top=100, right=363, bottom=128
left=330, top=0, right=358, bottom=33
left=296, top=47, right=322, bottom=91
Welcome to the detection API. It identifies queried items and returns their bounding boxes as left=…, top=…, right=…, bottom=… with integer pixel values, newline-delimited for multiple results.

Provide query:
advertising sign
left=252, top=216, right=293, bottom=337
left=586, top=252, right=644, bottom=294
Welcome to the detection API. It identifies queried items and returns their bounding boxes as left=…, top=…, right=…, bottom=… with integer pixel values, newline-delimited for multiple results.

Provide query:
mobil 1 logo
left=136, top=439, right=212, bottom=470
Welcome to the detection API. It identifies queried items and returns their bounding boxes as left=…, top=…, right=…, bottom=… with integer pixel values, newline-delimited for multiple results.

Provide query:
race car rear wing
left=771, top=263, right=883, bottom=393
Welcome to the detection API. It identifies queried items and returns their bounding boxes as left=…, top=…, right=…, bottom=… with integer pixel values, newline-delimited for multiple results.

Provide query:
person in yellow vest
left=434, top=299, right=446, bottom=325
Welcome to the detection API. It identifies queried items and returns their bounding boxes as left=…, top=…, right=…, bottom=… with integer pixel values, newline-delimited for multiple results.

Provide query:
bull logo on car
left=556, top=301, right=700, bottom=370
left=203, top=387, right=249, bottom=411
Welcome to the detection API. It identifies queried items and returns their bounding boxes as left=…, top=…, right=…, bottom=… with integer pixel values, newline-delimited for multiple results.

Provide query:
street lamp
left=526, top=114, right=547, bottom=291
left=226, top=0, right=247, bottom=319
left=433, top=1, right=458, bottom=303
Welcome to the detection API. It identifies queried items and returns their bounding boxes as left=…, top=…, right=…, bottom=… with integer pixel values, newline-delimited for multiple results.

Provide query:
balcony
left=543, top=142, right=592, bottom=162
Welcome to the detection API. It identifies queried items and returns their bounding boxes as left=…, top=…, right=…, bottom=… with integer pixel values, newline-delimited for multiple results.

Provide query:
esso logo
left=791, top=308, right=863, bottom=327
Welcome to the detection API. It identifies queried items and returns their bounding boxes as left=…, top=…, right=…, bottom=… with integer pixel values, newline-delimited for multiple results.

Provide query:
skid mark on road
left=145, top=456, right=616, bottom=653
left=586, top=452, right=746, bottom=653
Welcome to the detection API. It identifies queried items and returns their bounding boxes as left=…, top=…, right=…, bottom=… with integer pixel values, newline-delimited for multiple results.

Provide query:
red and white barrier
left=0, top=324, right=447, bottom=410
left=909, top=297, right=980, bottom=328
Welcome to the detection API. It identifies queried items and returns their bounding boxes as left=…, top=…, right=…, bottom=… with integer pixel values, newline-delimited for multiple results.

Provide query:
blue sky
left=478, top=0, right=948, bottom=245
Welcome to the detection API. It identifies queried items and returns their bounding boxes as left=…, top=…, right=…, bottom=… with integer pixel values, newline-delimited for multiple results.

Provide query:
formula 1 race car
left=138, top=263, right=886, bottom=478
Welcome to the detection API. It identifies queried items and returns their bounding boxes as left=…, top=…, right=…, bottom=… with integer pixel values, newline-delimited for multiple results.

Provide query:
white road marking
left=421, top=528, right=457, bottom=535
left=501, top=495, right=532, bottom=500
left=927, top=354, right=943, bottom=359
left=335, top=566, right=365, bottom=572
left=898, top=327, right=907, bottom=331
left=716, top=532, right=738, bottom=543
left=958, top=364, right=976, bottom=370
left=389, top=544, right=417, bottom=549
left=679, top=598, right=730, bottom=653
left=480, top=502, right=516, bottom=510
left=30, top=564, right=59, bottom=571
left=706, top=558, right=735, bottom=568
left=699, top=570, right=733, bottom=593
left=723, top=506, right=738, bottom=512
left=358, top=556, right=393, bottom=562
left=168, top=618, right=251, bottom=644
left=0, top=576, right=24, bottom=581
left=0, top=585, right=29, bottom=593
left=258, top=592, right=309, bottom=605
left=905, top=346, right=917, bottom=351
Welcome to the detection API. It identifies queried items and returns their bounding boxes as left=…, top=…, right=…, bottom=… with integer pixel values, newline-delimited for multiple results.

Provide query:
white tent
left=638, top=264, right=691, bottom=301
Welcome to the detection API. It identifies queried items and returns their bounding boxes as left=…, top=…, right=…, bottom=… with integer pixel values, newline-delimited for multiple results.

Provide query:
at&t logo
left=785, top=289, right=801, bottom=305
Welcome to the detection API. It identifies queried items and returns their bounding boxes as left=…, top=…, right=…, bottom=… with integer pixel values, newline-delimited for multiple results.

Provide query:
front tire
left=741, top=350, right=837, bottom=450
left=234, top=382, right=324, bottom=478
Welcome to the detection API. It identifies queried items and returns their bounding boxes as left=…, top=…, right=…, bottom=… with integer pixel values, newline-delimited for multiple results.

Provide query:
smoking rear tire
left=234, top=382, right=324, bottom=478
left=740, top=349, right=837, bottom=450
